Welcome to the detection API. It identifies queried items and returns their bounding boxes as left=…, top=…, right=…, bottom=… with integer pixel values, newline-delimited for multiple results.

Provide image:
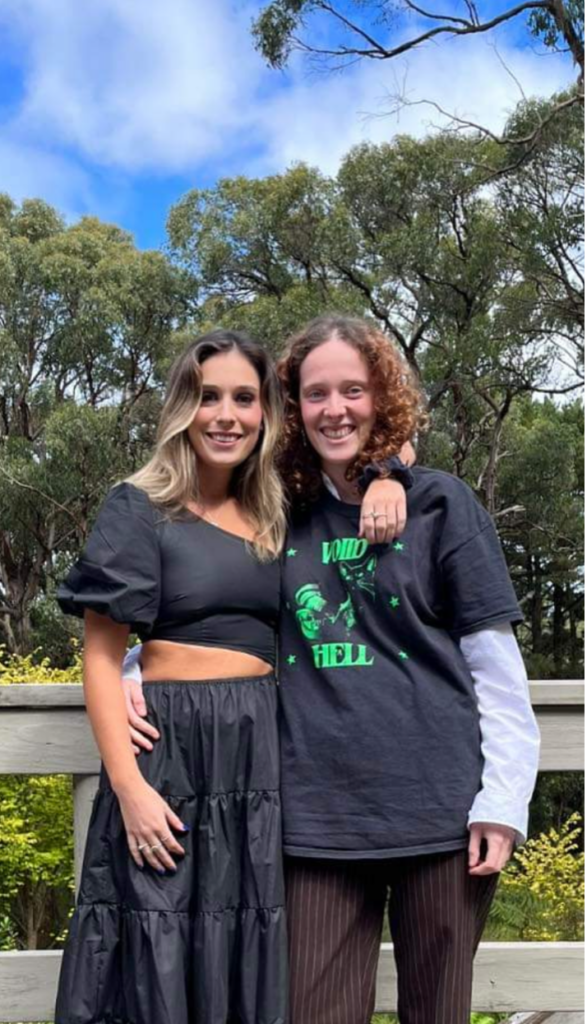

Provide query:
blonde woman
left=55, top=330, right=290, bottom=1024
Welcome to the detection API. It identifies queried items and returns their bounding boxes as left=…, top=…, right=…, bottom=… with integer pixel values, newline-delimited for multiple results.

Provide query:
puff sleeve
left=57, top=482, right=161, bottom=636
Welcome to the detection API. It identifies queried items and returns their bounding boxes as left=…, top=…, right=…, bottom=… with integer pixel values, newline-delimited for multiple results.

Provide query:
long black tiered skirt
left=55, top=674, right=287, bottom=1024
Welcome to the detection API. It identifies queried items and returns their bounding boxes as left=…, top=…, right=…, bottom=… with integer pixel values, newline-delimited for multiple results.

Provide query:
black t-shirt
left=278, top=467, right=523, bottom=859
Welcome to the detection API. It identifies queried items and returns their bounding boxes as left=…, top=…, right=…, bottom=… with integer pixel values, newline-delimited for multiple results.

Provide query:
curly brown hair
left=276, top=315, right=428, bottom=502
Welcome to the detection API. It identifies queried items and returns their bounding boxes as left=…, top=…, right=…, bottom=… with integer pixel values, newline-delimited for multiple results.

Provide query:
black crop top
left=56, top=482, right=280, bottom=667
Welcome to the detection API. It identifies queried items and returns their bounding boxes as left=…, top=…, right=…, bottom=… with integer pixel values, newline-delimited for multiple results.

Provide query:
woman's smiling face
left=187, top=349, right=263, bottom=472
left=299, top=337, right=376, bottom=474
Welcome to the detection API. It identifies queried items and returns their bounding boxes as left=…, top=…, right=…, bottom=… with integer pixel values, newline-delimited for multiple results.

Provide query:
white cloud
left=0, top=0, right=574, bottom=214
left=0, top=136, right=96, bottom=219
left=4, top=0, right=264, bottom=171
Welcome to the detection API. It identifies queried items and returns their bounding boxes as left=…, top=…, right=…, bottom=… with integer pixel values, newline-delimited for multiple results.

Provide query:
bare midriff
left=141, top=639, right=273, bottom=682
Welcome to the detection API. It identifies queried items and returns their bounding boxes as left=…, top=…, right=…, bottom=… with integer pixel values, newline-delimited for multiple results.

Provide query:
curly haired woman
left=275, top=315, right=539, bottom=1024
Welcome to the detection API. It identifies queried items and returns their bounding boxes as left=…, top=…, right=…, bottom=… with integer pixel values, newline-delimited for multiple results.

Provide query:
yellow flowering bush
left=0, top=643, right=82, bottom=684
left=496, top=812, right=584, bottom=941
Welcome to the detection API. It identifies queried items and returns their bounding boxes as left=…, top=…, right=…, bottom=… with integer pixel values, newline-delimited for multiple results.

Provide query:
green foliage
left=0, top=774, right=74, bottom=949
left=529, top=773, right=585, bottom=843
left=490, top=814, right=584, bottom=941
left=0, top=912, right=18, bottom=951
left=252, top=0, right=308, bottom=68
left=0, top=643, right=82, bottom=684
left=0, top=198, right=192, bottom=657
left=528, top=0, right=584, bottom=51
left=372, top=1016, right=508, bottom=1023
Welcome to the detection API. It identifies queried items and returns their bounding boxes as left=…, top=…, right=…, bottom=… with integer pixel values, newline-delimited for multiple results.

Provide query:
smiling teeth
left=322, top=426, right=354, bottom=439
left=208, top=433, right=241, bottom=441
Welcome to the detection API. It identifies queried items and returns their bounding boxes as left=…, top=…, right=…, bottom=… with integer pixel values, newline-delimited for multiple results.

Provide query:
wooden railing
left=0, top=681, right=583, bottom=1022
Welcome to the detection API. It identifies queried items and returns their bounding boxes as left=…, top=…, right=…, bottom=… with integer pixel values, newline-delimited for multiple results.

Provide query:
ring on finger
left=149, top=841, right=164, bottom=852
left=158, top=832, right=172, bottom=844
left=374, top=513, right=388, bottom=519
left=137, top=842, right=150, bottom=851
left=362, top=511, right=376, bottom=518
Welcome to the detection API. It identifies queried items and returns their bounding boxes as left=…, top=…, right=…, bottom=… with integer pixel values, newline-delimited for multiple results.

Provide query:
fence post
left=72, top=774, right=99, bottom=896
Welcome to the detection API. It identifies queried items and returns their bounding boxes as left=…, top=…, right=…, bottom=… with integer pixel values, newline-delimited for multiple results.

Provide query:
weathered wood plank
left=0, top=942, right=583, bottom=1022
left=0, top=950, right=60, bottom=1023
left=536, top=709, right=584, bottom=770
left=507, top=1013, right=585, bottom=1023
left=72, top=775, right=100, bottom=895
left=0, top=711, right=100, bottom=773
left=1, top=680, right=583, bottom=708
left=0, top=703, right=581, bottom=773
left=530, top=681, right=585, bottom=706
left=0, top=685, right=86, bottom=707
left=374, top=942, right=584, bottom=1014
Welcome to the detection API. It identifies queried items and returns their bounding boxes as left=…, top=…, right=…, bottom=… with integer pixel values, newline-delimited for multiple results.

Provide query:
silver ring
left=362, top=511, right=376, bottom=518
left=137, top=842, right=150, bottom=851
left=374, top=513, right=389, bottom=519
left=149, top=841, right=164, bottom=852
left=158, top=833, right=172, bottom=844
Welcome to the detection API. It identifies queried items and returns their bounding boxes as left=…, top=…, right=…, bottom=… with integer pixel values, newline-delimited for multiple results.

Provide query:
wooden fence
left=0, top=681, right=583, bottom=1022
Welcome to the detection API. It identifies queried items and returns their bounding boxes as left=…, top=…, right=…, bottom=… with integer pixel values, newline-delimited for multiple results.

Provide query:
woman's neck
left=196, top=464, right=233, bottom=507
left=322, top=465, right=362, bottom=505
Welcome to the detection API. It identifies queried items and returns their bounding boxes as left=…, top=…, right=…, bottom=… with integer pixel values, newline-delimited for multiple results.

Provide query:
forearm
left=83, top=612, right=144, bottom=795
left=460, top=624, right=541, bottom=844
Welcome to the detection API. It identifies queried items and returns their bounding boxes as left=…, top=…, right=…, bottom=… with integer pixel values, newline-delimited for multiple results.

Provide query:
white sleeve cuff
left=122, top=643, right=143, bottom=684
left=467, top=791, right=528, bottom=846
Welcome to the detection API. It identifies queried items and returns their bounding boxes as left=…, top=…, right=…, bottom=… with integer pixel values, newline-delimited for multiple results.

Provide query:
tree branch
left=0, top=467, right=83, bottom=530
left=301, top=1, right=554, bottom=64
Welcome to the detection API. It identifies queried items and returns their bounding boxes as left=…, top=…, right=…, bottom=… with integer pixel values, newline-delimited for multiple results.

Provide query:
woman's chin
left=319, top=446, right=359, bottom=471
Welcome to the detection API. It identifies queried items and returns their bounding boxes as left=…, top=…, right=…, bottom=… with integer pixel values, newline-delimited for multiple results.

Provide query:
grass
left=372, top=1016, right=510, bottom=1023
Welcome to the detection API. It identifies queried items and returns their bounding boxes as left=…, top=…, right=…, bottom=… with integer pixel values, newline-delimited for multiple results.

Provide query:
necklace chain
left=193, top=500, right=230, bottom=529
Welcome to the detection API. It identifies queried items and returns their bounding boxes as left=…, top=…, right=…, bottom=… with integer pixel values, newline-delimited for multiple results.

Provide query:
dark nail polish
left=157, top=868, right=166, bottom=875
left=182, top=824, right=191, bottom=831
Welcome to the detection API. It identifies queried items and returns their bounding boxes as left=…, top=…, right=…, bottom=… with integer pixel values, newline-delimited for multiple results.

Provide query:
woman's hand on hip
left=468, top=822, right=516, bottom=875
left=122, top=676, right=160, bottom=755
left=117, top=777, right=189, bottom=873
left=359, top=478, right=407, bottom=545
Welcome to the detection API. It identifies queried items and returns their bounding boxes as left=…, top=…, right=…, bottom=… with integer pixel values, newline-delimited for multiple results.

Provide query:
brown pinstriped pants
left=284, top=849, right=498, bottom=1024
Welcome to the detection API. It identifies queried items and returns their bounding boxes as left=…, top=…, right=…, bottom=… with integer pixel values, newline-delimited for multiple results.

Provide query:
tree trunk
left=552, top=582, right=565, bottom=677
left=551, top=0, right=585, bottom=76
left=530, top=553, right=543, bottom=654
left=20, top=885, right=38, bottom=951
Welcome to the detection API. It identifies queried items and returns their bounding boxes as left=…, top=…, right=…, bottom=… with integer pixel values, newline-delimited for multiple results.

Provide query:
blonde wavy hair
left=127, top=329, right=287, bottom=560
left=277, top=315, right=428, bottom=502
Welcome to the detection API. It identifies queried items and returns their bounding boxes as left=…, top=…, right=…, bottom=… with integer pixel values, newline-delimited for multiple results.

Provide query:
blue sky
left=0, top=0, right=572, bottom=250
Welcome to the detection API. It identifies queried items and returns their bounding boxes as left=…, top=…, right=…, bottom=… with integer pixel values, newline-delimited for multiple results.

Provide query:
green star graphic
left=286, top=548, right=298, bottom=557
left=287, top=655, right=297, bottom=665
left=389, top=596, right=401, bottom=609
left=393, top=541, right=405, bottom=552
left=398, top=650, right=409, bottom=661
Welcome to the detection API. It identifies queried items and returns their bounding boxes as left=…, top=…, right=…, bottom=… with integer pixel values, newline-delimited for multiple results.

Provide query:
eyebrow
left=201, top=383, right=260, bottom=392
left=302, top=378, right=369, bottom=389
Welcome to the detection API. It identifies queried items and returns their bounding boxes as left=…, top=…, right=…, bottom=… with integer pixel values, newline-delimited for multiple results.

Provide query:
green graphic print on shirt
left=293, top=537, right=379, bottom=669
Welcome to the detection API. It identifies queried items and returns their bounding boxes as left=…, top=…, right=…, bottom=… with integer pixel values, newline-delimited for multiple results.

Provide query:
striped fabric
left=285, top=850, right=498, bottom=1024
